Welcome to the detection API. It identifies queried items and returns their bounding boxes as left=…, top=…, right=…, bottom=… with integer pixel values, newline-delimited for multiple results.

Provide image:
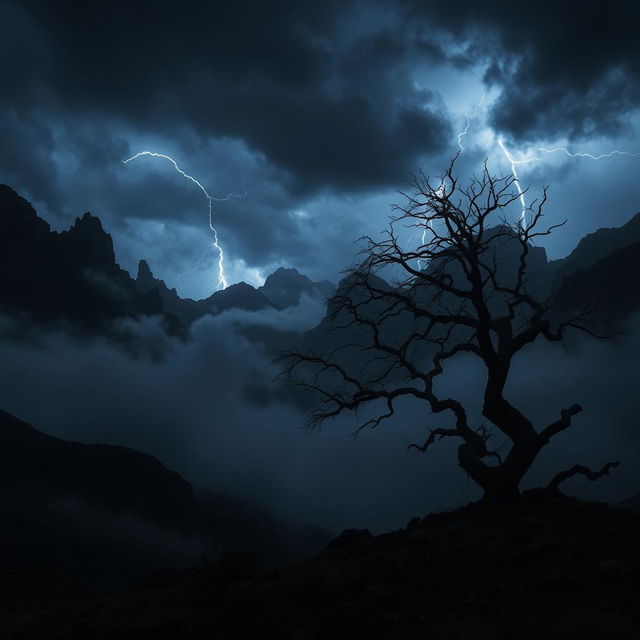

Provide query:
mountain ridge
left=554, top=210, right=640, bottom=286
left=2, top=182, right=640, bottom=340
left=0, top=184, right=335, bottom=332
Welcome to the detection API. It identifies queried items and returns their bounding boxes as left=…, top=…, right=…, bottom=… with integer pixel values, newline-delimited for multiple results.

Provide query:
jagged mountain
left=0, top=185, right=159, bottom=331
left=305, top=226, right=556, bottom=358
left=0, top=185, right=335, bottom=333
left=316, top=216, right=640, bottom=343
left=135, top=258, right=206, bottom=324
left=2, top=180, right=639, bottom=340
left=258, top=267, right=335, bottom=309
left=208, top=280, right=274, bottom=313
left=134, top=260, right=334, bottom=324
left=290, top=217, right=640, bottom=398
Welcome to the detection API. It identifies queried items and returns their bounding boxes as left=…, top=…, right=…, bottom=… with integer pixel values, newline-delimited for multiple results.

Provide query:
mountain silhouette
left=553, top=239, right=640, bottom=328
left=554, top=211, right=640, bottom=285
left=0, top=408, right=330, bottom=602
left=259, top=267, right=335, bottom=309
left=306, top=226, right=556, bottom=360
left=208, top=280, right=273, bottom=312
left=0, top=185, right=159, bottom=332
left=545, top=212, right=640, bottom=328
left=4, top=181, right=640, bottom=347
left=311, top=217, right=640, bottom=348
left=135, top=258, right=206, bottom=324
left=0, top=185, right=335, bottom=335
left=135, top=260, right=334, bottom=323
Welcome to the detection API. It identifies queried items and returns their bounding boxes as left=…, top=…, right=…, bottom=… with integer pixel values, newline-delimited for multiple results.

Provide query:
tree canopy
left=281, top=157, right=618, bottom=503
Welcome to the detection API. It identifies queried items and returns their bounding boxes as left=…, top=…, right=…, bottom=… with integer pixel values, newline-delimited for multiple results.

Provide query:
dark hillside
left=0, top=410, right=330, bottom=606
left=4, top=491, right=640, bottom=639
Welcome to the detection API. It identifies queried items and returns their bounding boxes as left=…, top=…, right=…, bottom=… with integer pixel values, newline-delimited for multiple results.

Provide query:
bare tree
left=281, top=157, right=618, bottom=504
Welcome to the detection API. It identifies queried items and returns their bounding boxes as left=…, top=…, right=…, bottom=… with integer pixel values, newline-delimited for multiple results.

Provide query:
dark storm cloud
left=14, top=0, right=451, bottom=193
left=0, top=110, right=60, bottom=209
left=3, top=0, right=640, bottom=288
left=13, top=0, right=639, bottom=185
left=408, top=0, right=640, bottom=142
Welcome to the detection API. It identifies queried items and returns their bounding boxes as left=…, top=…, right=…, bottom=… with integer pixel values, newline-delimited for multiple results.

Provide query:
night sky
left=2, top=1, right=640, bottom=533
left=2, top=1, right=640, bottom=297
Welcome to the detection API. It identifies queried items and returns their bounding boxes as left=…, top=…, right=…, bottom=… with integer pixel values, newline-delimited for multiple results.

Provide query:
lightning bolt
left=496, top=140, right=640, bottom=225
left=416, top=227, right=427, bottom=271
left=411, top=95, right=486, bottom=268
left=510, top=146, right=640, bottom=164
left=412, top=96, right=486, bottom=270
left=456, top=92, right=485, bottom=152
left=123, top=150, right=247, bottom=294
left=497, top=137, right=528, bottom=224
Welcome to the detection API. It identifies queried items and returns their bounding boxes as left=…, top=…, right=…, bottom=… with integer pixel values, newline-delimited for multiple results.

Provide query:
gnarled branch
left=547, top=461, right=620, bottom=492
left=539, top=404, right=583, bottom=444
left=408, top=427, right=461, bottom=453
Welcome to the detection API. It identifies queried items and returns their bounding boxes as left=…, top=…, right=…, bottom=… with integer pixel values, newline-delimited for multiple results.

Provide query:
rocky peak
left=208, top=281, right=273, bottom=312
left=60, top=211, right=117, bottom=274
left=137, top=259, right=153, bottom=281
left=136, top=259, right=159, bottom=294
left=260, top=267, right=334, bottom=309
left=263, top=267, right=309, bottom=287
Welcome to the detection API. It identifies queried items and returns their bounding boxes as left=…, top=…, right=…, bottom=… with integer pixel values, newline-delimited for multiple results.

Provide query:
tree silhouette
left=282, top=157, right=618, bottom=503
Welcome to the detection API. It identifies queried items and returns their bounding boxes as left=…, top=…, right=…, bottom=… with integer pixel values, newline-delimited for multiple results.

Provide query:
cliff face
left=0, top=185, right=144, bottom=330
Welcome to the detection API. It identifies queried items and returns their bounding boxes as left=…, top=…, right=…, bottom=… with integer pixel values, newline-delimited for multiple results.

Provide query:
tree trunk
left=459, top=438, right=543, bottom=505
left=480, top=472, right=522, bottom=504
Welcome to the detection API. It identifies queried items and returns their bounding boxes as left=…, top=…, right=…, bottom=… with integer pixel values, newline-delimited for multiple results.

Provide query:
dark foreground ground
left=2, top=491, right=640, bottom=639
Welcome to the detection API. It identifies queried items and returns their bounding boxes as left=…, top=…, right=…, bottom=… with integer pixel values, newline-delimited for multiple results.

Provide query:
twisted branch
left=547, top=461, right=620, bottom=491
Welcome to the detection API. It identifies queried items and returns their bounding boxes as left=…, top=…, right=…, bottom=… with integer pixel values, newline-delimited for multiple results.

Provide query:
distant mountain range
left=2, top=182, right=640, bottom=338
left=0, top=184, right=335, bottom=335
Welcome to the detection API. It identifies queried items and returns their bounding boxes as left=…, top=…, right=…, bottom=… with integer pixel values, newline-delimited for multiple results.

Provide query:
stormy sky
left=2, top=0, right=640, bottom=297
left=1, top=1, right=640, bottom=534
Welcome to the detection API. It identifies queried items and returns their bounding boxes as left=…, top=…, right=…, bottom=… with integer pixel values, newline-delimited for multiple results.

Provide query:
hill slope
left=0, top=409, right=330, bottom=603
left=4, top=491, right=640, bottom=639
left=554, top=211, right=640, bottom=286
left=553, top=239, right=640, bottom=328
